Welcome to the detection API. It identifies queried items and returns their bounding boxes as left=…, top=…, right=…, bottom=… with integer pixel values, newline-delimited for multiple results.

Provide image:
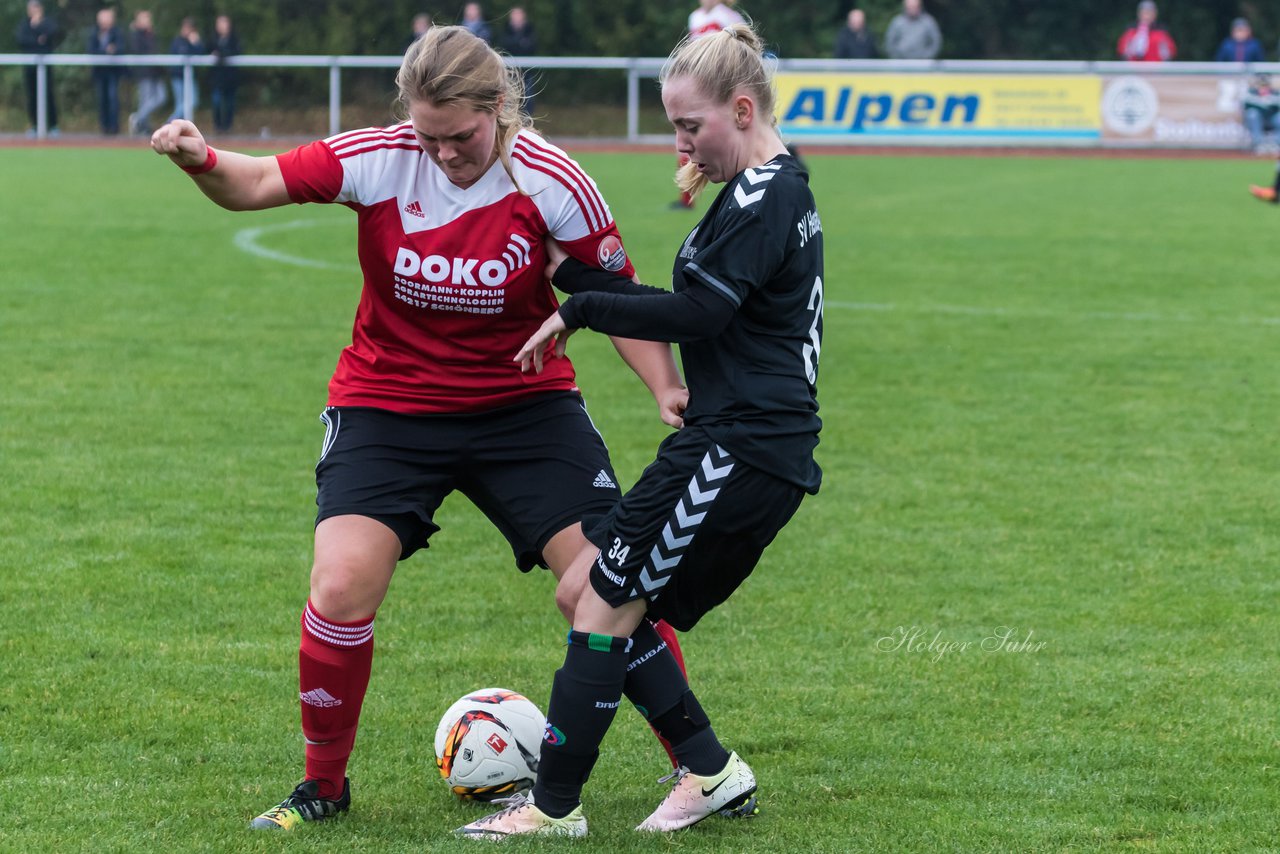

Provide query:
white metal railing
left=6, top=53, right=1280, bottom=142
left=2, top=52, right=667, bottom=140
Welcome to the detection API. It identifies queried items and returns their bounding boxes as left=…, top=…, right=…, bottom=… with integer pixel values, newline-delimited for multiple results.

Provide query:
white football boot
left=455, top=793, right=587, bottom=840
left=636, top=751, right=757, bottom=832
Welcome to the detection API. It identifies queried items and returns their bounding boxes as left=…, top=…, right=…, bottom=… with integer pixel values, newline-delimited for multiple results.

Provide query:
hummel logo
left=679, top=226, right=699, bottom=260
left=300, top=688, right=342, bottom=708
left=403, top=200, right=424, bottom=218
left=593, top=470, right=617, bottom=489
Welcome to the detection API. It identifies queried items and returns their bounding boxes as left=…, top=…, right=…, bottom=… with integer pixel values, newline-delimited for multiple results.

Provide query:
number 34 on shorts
left=607, top=538, right=631, bottom=563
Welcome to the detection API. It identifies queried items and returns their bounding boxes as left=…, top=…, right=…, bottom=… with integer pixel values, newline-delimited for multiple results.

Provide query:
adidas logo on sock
left=593, top=470, right=617, bottom=489
left=300, top=688, right=342, bottom=708
left=403, top=200, right=424, bottom=218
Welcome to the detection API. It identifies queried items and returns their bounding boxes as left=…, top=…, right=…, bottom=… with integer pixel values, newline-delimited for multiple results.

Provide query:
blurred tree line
left=8, top=0, right=1276, bottom=61
left=6, top=0, right=1276, bottom=133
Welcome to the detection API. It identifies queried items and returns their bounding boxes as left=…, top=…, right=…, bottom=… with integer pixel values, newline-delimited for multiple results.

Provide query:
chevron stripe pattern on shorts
left=636, top=444, right=735, bottom=599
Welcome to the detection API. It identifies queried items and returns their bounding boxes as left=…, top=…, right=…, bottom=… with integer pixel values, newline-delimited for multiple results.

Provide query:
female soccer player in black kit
left=460, top=21, right=824, bottom=839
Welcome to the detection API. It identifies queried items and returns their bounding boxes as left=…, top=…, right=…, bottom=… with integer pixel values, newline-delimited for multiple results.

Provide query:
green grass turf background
left=1, top=147, right=1277, bottom=852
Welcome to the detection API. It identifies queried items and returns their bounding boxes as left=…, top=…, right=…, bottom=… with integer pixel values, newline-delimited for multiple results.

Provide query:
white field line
left=826, top=300, right=1280, bottom=328
left=232, top=223, right=1280, bottom=329
left=232, top=219, right=360, bottom=273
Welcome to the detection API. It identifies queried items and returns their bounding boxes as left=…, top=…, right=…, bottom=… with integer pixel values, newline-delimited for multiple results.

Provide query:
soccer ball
left=433, top=688, right=546, bottom=802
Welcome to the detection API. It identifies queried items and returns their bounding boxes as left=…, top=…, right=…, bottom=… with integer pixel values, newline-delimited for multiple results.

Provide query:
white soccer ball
left=433, top=688, right=546, bottom=802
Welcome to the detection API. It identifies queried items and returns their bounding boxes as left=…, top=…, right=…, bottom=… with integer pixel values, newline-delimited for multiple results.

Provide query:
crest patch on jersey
left=597, top=235, right=628, bottom=272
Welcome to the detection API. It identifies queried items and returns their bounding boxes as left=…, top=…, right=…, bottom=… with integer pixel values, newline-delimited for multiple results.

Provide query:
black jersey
left=553, top=154, right=823, bottom=493
left=676, top=154, right=823, bottom=493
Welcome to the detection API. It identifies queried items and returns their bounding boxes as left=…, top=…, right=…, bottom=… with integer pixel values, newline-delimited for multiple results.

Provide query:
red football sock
left=650, top=619, right=687, bottom=767
left=653, top=619, right=686, bottom=674
left=298, top=600, right=375, bottom=799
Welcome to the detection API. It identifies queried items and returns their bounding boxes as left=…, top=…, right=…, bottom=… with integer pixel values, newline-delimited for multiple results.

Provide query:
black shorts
left=314, top=392, right=621, bottom=569
left=585, top=426, right=806, bottom=631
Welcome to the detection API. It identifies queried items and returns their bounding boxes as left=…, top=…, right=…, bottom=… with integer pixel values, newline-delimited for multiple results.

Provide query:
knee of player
left=553, top=571, right=587, bottom=623
left=308, top=562, right=380, bottom=621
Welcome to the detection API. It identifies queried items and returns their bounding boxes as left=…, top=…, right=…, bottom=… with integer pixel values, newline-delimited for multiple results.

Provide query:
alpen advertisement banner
left=775, top=73, right=1102, bottom=142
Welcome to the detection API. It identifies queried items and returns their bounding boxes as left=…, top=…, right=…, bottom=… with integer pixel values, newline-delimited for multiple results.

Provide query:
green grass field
left=2, top=145, right=1278, bottom=853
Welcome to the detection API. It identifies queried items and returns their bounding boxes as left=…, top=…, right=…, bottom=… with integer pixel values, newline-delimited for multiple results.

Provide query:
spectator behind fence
left=1242, top=73, right=1280, bottom=154
left=835, top=8, right=876, bottom=59
left=167, top=17, right=205, bottom=122
left=1117, top=1, right=1175, bottom=62
left=460, top=2, right=491, bottom=44
left=17, top=0, right=60, bottom=137
left=884, top=0, right=941, bottom=60
left=128, top=10, right=166, bottom=135
left=87, top=7, right=125, bottom=135
left=1215, top=17, right=1263, bottom=64
left=688, top=0, right=743, bottom=40
left=402, top=12, right=431, bottom=53
left=500, top=7, right=538, bottom=115
left=209, top=15, right=241, bottom=133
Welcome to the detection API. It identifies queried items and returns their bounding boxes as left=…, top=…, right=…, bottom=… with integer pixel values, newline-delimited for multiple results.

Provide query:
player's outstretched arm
left=151, top=119, right=291, bottom=211
left=544, top=240, right=687, bottom=427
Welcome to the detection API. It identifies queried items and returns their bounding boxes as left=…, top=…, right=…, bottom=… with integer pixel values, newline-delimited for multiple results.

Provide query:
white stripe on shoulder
left=519, top=135, right=609, bottom=223
left=327, top=125, right=417, bottom=156
left=326, top=122, right=414, bottom=147
left=730, top=160, right=791, bottom=208
left=512, top=146, right=604, bottom=233
left=741, top=167, right=779, bottom=186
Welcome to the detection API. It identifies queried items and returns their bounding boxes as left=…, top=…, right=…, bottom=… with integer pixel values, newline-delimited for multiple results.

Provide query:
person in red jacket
left=1117, top=1, right=1176, bottom=63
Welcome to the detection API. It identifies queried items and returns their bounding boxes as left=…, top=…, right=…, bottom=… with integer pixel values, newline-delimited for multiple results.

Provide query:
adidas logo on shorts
left=593, top=470, right=617, bottom=489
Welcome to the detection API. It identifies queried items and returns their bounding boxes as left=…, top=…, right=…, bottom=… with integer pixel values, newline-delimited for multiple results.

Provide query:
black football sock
left=621, top=620, right=729, bottom=775
left=651, top=689, right=730, bottom=776
left=532, top=631, right=630, bottom=819
left=622, top=619, right=690, bottom=723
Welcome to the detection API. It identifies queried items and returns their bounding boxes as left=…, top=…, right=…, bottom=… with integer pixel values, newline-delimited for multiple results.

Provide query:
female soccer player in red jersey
left=151, top=25, right=703, bottom=831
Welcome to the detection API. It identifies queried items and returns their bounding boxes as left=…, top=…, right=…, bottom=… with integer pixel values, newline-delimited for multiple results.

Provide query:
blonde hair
left=660, top=22, right=777, bottom=200
left=395, top=26, right=532, bottom=182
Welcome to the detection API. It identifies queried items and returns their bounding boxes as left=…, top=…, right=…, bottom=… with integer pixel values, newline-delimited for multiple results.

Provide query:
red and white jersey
left=275, top=125, right=635, bottom=414
left=688, top=3, right=744, bottom=39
